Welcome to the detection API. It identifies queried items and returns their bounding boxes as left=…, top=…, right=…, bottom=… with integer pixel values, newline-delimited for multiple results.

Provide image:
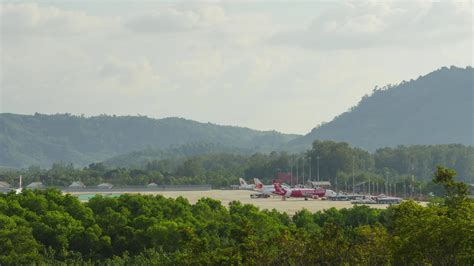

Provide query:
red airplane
left=273, top=182, right=327, bottom=200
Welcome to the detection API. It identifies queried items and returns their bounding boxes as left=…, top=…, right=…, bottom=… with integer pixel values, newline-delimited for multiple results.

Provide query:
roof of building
left=97, top=183, right=113, bottom=188
left=69, top=181, right=85, bottom=188
left=26, top=182, right=44, bottom=188
left=309, top=181, right=332, bottom=186
left=0, top=181, right=10, bottom=188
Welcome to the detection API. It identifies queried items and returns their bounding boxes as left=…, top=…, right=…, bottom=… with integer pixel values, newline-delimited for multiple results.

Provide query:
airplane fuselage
left=288, top=188, right=326, bottom=198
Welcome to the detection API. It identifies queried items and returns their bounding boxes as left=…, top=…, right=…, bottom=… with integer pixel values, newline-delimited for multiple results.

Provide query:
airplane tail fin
left=273, top=182, right=286, bottom=195
left=239, top=178, right=248, bottom=186
left=254, top=178, right=263, bottom=189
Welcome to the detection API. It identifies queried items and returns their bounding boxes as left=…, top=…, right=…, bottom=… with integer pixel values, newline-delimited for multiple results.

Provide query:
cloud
left=0, top=3, right=112, bottom=36
left=125, top=6, right=227, bottom=33
left=97, top=59, right=162, bottom=96
left=271, top=0, right=472, bottom=50
left=1, top=2, right=472, bottom=134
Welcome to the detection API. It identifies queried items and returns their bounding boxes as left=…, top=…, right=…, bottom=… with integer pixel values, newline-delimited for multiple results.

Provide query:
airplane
left=15, top=175, right=23, bottom=194
left=238, top=178, right=255, bottom=190
left=253, top=178, right=273, bottom=191
left=253, top=178, right=290, bottom=196
left=273, top=182, right=336, bottom=200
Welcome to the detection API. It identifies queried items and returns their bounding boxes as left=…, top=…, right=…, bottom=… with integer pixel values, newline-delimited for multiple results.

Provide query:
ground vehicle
left=250, top=193, right=271, bottom=199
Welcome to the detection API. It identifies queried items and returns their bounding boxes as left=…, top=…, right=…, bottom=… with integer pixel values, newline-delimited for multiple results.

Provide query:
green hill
left=0, top=114, right=299, bottom=168
left=2, top=66, right=472, bottom=168
left=287, top=66, right=474, bottom=151
left=102, top=142, right=253, bottom=169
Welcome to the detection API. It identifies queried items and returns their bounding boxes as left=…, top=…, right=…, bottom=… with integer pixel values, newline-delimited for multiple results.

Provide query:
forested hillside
left=103, top=143, right=253, bottom=169
left=288, top=66, right=474, bottom=151
left=0, top=114, right=298, bottom=168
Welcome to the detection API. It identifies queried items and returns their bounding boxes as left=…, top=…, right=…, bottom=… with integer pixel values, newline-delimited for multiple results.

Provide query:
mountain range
left=0, top=114, right=298, bottom=168
left=0, top=66, right=472, bottom=168
left=288, top=66, right=473, bottom=151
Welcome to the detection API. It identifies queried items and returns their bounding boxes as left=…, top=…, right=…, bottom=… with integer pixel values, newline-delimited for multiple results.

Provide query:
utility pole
left=290, top=164, right=293, bottom=187
left=302, top=158, right=305, bottom=187
left=404, top=181, right=407, bottom=198
left=352, top=156, right=355, bottom=195
left=296, top=159, right=299, bottom=186
left=385, top=172, right=389, bottom=195
left=309, top=156, right=312, bottom=182
left=316, top=156, right=320, bottom=181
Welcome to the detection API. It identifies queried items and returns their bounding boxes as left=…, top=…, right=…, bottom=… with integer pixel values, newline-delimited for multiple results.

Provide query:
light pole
left=290, top=164, right=293, bottom=187
left=302, top=158, right=305, bottom=186
left=296, top=159, right=299, bottom=186
left=309, top=156, right=312, bottom=182
left=368, top=180, right=371, bottom=195
left=316, top=156, right=320, bottom=181
left=352, top=155, right=355, bottom=195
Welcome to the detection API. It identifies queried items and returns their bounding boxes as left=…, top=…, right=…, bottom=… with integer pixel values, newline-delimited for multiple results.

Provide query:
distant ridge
left=1, top=66, right=472, bottom=168
left=103, top=142, right=253, bottom=169
left=0, top=114, right=299, bottom=168
left=286, top=66, right=474, bottom=151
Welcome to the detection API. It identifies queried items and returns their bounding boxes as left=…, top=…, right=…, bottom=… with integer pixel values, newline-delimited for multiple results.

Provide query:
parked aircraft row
left=238, top=178, right=337, bottom=200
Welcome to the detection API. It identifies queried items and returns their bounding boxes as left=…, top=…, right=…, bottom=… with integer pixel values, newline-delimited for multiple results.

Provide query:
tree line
left=0, top=167, right=472, bottom=265
left=0, top=141, right=472, bottom=196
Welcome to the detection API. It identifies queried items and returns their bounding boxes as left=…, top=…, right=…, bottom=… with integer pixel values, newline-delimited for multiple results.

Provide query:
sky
left=0, top=0, right=472, bottom=134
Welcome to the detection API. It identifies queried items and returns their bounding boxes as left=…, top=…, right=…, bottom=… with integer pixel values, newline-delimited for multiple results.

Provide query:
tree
left=433, top=166, right=469, bottom=211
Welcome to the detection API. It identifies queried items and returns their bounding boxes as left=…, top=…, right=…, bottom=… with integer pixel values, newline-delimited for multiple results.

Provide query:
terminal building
left=69, top=181, right=86, bottom=188
left=26, top=182, right=44, bottom=189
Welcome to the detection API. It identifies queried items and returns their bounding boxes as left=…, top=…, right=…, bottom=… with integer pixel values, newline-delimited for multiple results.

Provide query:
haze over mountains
left=0, top=115, right=298, bottom=168
left=288, top=66, right=473, bottom=151
left=0, top=66, right=472, bottom=168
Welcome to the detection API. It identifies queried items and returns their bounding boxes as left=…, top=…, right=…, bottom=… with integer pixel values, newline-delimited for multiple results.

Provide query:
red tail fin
left=273, top=182, right=286, bottom=195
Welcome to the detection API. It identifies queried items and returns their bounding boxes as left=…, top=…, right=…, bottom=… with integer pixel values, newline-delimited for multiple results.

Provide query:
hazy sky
left=1, top=1, right=472, bottom=134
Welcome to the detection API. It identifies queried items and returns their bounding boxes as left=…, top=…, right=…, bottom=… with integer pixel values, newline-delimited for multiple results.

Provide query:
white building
left=69, top=181, right=85, bottom=188
left=97, top=183, right=113, bottom=189
left=26, top=182, right=44, bottom=189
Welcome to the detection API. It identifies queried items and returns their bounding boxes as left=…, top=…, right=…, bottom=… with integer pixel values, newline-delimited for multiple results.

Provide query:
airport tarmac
left=70, top=189, right=393, bottom=214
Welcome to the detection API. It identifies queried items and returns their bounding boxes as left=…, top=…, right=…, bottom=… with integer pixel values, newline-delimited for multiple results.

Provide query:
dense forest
left=103, top=143, right=253, bottom=169
left=0, top=113, right=298, bottom=168
left=0, top=167, right=472, bottom=265
left=1, top=141, right=472, bottom=198
left=288, top=66, right=474, bottom=151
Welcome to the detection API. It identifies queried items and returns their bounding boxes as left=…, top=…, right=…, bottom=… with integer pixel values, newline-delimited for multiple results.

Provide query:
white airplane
left=324, top=189, right=337, bottom=197
left=238, top=178, right=255, bottom=190
left=15, top=175, right=23, bottom=194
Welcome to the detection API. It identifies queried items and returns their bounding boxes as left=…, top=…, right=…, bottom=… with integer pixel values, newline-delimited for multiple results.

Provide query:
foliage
left=0, top=166, right=472, bottom=265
